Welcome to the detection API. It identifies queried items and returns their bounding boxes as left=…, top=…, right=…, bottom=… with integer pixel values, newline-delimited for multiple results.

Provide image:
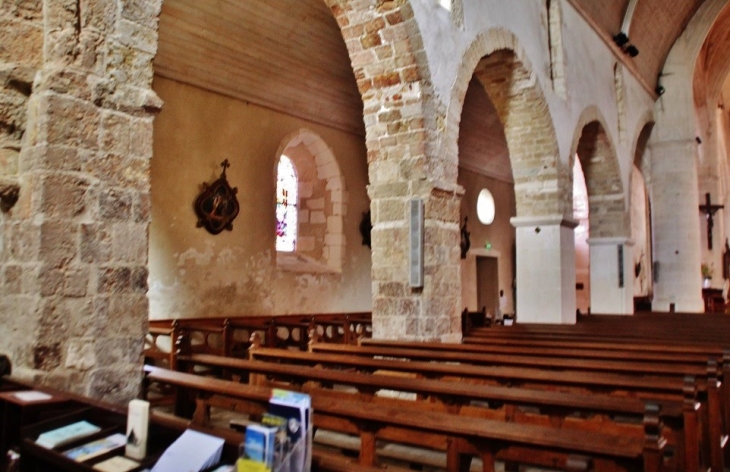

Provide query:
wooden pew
left=144, top=320, right=179, bottom=369
left=147, top=312, right=373, bottom=358
left=309, top=341, right=725, bottom=471
left=241, top=345, right=701, bottom=471
left=179, top=350, right=696, bottom=469
left=364, top=338, right=722, bottom=364
left=145, top=366, right=665, bottom=472
left=462, top=307, right=489, bottom=333
left=469, top=313, right=730, bottom=346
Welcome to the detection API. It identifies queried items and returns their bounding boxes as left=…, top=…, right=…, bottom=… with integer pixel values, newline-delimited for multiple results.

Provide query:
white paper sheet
left=151, top=429, right=224, bottom=472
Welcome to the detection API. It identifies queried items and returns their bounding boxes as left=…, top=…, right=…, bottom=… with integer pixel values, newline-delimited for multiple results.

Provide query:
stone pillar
left=649, top=139, right=704, bottom=312
left=588, top=238, right=634, bottom=314
left=1, top=0, right=162, bottom=404
left=511, top=216, right=577, bottom=324
left=370, top=184, right=462, bottom=342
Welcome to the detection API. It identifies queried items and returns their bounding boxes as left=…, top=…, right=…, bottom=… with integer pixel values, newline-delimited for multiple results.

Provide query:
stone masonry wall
left=576, top=121, right=628, bottom=239
left=0, top=0, right=162, bottom=404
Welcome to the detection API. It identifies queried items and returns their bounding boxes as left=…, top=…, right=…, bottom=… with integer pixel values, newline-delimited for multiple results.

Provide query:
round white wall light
left=476, top=189, right=495, bottom=225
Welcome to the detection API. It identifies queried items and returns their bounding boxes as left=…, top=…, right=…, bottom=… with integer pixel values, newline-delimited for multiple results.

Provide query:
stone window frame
left=273, top=128, right=347, bottom=274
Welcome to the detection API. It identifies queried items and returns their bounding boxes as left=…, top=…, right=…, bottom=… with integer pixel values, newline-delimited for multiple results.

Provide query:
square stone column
left=369, top=185, right=462, bottom=342
left=588, top=238, right=634, bottom=315
left=649, top=139, right=704, bottom=312
left=0, top=0, right=162, bottom=404
left=511, top=216, right=577, bottom=324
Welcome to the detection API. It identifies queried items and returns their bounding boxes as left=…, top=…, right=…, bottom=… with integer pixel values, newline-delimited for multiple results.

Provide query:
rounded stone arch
left=630, top=111, right=655, bottom=170
left=322, top=0, right=433, bottom=176
left=569, top=107, right=627, bottom=239
left=446, top=28, right=567, bottom=218
left=273, top=128, right=347, bottom=272
left=627, top=115, right=656, bottom=299
left=629, top=112, right=656, bottom=198
left=325, top=1, right=464, bottom=340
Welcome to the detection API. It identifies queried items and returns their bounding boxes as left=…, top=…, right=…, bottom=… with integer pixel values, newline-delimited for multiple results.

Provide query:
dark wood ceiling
left=458, top=78, right=512, bottom=182
left=694, top=2, right=730, bottom=104
left=155, top=0, right=365, bottom=136
left=569, top=0, right=708, bottom=91
left=155, top=0, right=729, bottom=182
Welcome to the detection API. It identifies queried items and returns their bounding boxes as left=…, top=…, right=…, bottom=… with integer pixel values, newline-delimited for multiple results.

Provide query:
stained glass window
left=276, top=155, right=298, bottom=252
left=573, top=156, right=589, bottom=234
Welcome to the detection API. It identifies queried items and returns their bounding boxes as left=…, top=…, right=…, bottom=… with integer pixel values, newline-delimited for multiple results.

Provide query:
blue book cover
left=261, top=414, right=287, bottom=471
left=36, top=421, right=101, bottom=449
left=243, top=425, right=268, bottom=464
left=64, top=433, right=126, bottom=462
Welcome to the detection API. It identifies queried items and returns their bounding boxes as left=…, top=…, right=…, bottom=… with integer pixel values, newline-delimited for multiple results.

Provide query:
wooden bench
left=145, top=366, right=665, bottom=472
left=360, top=337, right=730, bottom=427
left=364, top=337, right=723, bottom=364
left=178, top=350, right=698, bottom=469
left=144, top=320, right=179, bottom=369
left=146, top=313, right=373, bottom=360
left=239, top=346, right=702, bottom=471
left=309, top=341, right=725, bottom=471
left=469, top=313, right=730, bottom=345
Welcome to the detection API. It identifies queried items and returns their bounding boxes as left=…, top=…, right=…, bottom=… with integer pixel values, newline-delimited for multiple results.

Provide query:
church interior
left=3, top=0, right=730, bottom=470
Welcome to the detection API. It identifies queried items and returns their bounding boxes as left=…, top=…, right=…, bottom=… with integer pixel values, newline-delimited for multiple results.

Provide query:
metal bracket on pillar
left=409, top=198, right=424, bottom=288
left=618, top=245, right=624, bottom=288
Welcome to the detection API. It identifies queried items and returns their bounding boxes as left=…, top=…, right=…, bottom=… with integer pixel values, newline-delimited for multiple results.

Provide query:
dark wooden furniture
left=703, top=288, right=726, bottom=313
left=146, top=366, right=665, bottom=472
left=0, top=390, right=78, bottom=468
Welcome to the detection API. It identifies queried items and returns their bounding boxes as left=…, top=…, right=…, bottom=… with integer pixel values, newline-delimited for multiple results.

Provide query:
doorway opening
left=476, top=256, right=499, bottom=318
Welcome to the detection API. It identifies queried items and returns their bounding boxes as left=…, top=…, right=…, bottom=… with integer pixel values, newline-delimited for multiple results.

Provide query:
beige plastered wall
left=148, top=77, right=372, bottom=319
left=458, top=169, right=516, bottom=315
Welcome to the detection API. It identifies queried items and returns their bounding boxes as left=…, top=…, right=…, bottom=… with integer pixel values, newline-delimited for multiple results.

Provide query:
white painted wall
left=412, top=0, right=654, bottom=191
left=410, top=0, right=655, bottom=321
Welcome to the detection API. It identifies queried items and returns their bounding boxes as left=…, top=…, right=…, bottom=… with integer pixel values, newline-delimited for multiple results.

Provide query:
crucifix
left=699, top=192, right=724, bottom=250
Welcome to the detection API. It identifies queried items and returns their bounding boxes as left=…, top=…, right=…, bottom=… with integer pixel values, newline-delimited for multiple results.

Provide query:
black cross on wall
left=699, top=193, right=724, bottom=250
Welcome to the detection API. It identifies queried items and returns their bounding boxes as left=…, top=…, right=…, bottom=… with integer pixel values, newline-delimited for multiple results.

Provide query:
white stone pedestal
left=588, top=238, right=634, bottom=315
left=649, top=139, right=704, bottom=312
left=511, top=216, right=578, bottom=324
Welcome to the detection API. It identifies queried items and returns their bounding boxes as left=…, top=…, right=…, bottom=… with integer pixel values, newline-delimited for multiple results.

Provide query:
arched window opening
left=276, top=155, right=298, bottom=252
left=573, top=156, right=590, bottom=314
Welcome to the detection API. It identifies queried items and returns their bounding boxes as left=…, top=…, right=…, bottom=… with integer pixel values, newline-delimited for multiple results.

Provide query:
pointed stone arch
left=323, top=1, right=432, bottom=179
left=447, top=28, right=568, bottom=219
left=570, top=107, right=627, bottom=239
